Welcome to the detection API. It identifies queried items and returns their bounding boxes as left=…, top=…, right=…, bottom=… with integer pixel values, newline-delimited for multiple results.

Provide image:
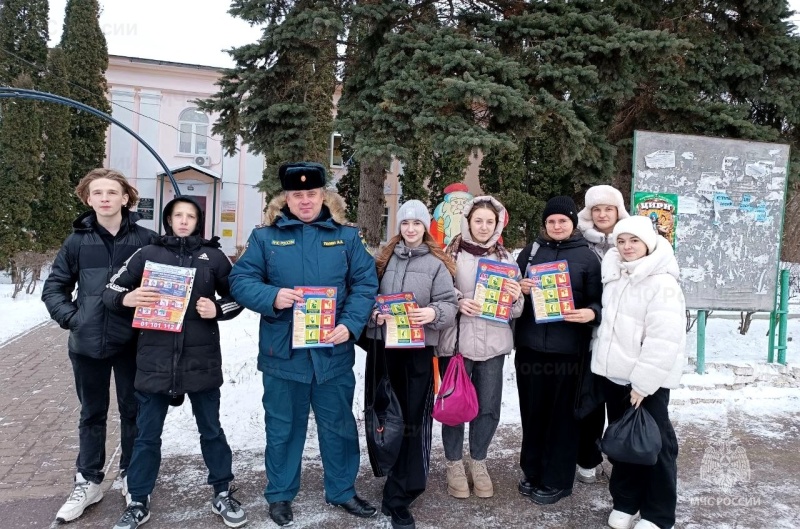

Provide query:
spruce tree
left=334, top=141, right=360, bottom=222
left=59, top=0, right=110, bottom=186
left=0, top=74, right=42, bottom=265
left=198, top=0, right=340, bottom=202
left=32, top=47, right=75, bottom=252
left=605, top=0, right=800, bottom=258
left=0, top=0, right=48, bottom=266
left=0, top=0, right=49, bottom=84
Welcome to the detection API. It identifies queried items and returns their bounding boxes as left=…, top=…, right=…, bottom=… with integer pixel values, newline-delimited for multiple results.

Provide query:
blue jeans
left=441, top=354, right=505, bottom=462
left=127, top=389, right=233, bottom=502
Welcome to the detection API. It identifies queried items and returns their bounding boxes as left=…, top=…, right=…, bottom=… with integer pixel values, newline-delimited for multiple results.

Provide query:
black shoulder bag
left=364, top=327, right=404, bottom=477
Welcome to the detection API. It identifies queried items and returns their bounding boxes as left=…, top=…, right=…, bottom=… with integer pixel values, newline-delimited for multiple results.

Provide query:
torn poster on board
left=644, top=150, right=676, bottom=169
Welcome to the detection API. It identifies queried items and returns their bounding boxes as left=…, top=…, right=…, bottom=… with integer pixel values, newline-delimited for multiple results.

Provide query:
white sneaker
left=576, top=465, right=597, bottom=484
left=608, top=509, right=638, bottom=529
left=633, top=520, right=662, bottom=529
left=55, top=472, right=104, bottom=522
left=120, top=472, right=131, bottom=505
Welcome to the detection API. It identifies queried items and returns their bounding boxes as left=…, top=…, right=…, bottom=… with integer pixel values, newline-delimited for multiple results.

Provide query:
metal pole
left=0, top=87, right=179, bottom=195
left=768, top=310, right=777, bottom=363
left=696, top=310, right=707, bottom=374
left=777, top=269, right=790, bottom=365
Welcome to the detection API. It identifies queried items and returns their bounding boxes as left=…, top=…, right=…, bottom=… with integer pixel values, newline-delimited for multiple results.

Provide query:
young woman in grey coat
left=367, top=200, right=458, bottom=529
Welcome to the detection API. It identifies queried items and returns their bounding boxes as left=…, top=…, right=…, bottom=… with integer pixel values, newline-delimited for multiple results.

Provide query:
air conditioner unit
left=194, top=155, right=211, bottom=167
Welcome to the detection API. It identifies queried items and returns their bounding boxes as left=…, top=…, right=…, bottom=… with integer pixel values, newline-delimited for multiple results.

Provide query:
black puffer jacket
left=514, top=233, right=602, bottom=355
left=42, top=209, right=156, bottom=358
left=103, top=197, right=243, bottom=395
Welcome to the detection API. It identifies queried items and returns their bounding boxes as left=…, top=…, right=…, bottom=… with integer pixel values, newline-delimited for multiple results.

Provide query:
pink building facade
left=105, top=55, right=266, bottom=256
left=104, top=54, right=482, bottom=251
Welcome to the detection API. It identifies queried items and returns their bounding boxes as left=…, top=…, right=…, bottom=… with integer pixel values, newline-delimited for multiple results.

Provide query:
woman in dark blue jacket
left=104, top=197, right=246, bottom=529
left=514, top=196, right=603, bottom=506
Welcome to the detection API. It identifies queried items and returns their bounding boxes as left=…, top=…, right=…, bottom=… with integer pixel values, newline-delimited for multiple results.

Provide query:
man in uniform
left=229, top=162, right=379, bottom=526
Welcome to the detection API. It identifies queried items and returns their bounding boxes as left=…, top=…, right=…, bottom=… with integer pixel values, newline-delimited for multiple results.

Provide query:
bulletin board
left=632, top=131, right=790, bottom=311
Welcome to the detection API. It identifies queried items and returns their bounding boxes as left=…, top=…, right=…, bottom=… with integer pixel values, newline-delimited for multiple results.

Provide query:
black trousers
left=577, top=405, right=605, bottom=469
left=603, top=379, right=678, bottom=529
left=381, top=345, right=434, bottom=510
left=68, top=348, right=138, bottom=484
left=515, top=348, right=581, bottom=490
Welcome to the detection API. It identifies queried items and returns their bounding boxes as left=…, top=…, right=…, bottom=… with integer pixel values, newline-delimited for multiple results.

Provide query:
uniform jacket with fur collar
left=229, top=192, right=379, bottom=384
left=591, top=235, right=686, bottom=396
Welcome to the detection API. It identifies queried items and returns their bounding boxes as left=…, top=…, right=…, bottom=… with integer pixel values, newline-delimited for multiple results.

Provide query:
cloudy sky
left=47, top=0, right=800, bottom=68
left=47, top=0, right=262, bottom=68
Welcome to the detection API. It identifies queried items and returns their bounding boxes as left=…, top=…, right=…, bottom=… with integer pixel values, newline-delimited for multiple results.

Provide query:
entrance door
left=184, top=195, right=207, bottom=238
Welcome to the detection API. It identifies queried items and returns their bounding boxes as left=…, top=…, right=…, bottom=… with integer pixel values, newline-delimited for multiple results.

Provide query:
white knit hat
left=396, top=199, right=432, bottom=232
left=612, top=215, right=658, bottom=254
left=577, top=185, right=630, bottom=232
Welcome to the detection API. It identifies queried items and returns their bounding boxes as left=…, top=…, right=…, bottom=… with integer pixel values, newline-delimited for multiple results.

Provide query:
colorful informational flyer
left=292, top=286, right=337, bottom=348
left=375, top=292, right=426, bottom=348
left=633, top=192, right=678, bottom=249
left=526, top=260, right=575, bottom=323
left=473, top=258, right=519, bottom=322
left=132, top=261, right=196, bottom=333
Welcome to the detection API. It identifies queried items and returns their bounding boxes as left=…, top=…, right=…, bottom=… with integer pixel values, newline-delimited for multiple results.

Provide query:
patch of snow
left=0, top=281, right=53, bottom=345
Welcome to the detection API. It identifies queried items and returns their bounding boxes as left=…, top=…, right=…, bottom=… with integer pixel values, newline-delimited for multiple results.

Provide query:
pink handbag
left=432, top=319, right=479, bottom=426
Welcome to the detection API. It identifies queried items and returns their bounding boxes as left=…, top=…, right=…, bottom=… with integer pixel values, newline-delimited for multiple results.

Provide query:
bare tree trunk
left=738, top=311, right=755, bottom=335
left=357, top=156, right=388, bottom=247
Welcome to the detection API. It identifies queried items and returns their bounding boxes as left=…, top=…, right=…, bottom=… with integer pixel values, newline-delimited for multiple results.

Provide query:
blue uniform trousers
left=261, top=370, right=360, bottom=504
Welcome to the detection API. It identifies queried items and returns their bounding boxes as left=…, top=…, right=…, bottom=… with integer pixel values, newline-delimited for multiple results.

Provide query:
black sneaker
left=113, top=500, right=150, bottom=529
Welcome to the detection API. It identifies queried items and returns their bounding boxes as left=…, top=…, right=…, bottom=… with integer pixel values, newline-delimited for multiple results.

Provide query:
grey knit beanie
left=396, top=200, right=432, bottom=232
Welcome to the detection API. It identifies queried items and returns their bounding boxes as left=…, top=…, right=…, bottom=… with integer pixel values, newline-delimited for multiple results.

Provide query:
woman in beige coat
left=437, top=196, right=523, bottom=499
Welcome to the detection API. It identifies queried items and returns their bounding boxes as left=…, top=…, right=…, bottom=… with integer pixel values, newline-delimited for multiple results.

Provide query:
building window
left=330, top=132, right=343, bottom=168
left=178, top=108, right=209, bottom=155
left=381, top=207, right=389, bottom=242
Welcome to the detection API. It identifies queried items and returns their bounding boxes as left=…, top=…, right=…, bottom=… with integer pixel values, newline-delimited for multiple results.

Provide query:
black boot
left=268, top=501, right=293, bottom=526
left=529, top=486, right=572, bottom=505
left=381, top=505, right=415, bottom=529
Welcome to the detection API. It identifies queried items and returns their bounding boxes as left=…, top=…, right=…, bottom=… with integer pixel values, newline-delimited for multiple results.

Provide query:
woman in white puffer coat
left=591, top=215, right=686, bottom=529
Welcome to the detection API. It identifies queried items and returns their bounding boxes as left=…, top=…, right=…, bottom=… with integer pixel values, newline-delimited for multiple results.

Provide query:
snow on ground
left=0, top=280, right=52, bottom=345
left=685, top=307, right=799, bottom=364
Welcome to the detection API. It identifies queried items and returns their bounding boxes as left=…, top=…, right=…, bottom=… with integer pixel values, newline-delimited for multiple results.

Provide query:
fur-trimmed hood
left=264, top=191, right=349, bottom=226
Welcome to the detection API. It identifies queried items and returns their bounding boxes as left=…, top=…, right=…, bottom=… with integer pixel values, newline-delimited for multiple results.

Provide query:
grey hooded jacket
left=367, top=241, right=458, bottom=346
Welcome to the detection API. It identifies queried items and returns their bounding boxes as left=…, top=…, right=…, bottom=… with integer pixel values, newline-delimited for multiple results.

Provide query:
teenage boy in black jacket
left=42, top=169, right=155, bottom=523
left=104, top=196, right=246, bottom=529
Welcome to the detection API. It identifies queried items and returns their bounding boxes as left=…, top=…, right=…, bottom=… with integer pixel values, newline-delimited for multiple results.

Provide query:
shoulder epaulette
left=343, top=221, right=359, bottom=228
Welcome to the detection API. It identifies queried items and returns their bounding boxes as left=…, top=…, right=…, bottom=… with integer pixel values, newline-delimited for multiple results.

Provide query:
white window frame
left=178, top=107, right=209, bottom=155
left=381, top=207, right=390, bottom=242
left=330, top=132, right=344, bottom=168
